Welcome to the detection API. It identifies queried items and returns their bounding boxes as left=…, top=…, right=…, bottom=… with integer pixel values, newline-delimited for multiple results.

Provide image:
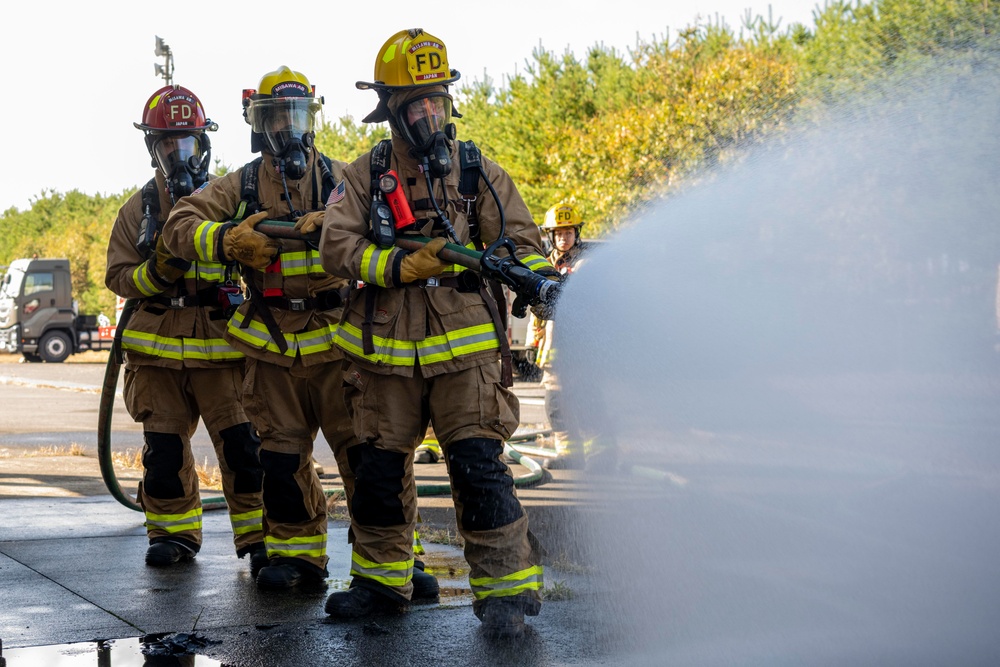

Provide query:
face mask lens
left=402, top=95, right=451, bottom=148
left=153, top=134, right=201, bottom=174
left=256, top=99, right=319, bottom=155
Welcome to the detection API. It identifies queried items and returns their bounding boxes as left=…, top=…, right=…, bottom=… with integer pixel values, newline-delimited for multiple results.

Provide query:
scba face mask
left=153, top=133, right=210, bottom=199
left=249, top=98, right=321, bottom=180
left=398, top=93, right=456, bottom=177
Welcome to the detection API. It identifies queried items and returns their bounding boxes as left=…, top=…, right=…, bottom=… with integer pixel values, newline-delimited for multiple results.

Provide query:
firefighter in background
left=162, top=67, right=439, bottom=600
left=318, top=29, right=556, bottom=639
left=532, top=202, right=589, bottom=469
left=105, top=86, right=266, bottom=571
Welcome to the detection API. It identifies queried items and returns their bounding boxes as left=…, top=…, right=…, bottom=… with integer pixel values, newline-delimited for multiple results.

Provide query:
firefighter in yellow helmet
left=533, top=202, right=589, bottom=469
left=161, top=67, right=437, bottom=602
left=318, top=29, right=557, bottom=639
left=105, top=85, right=266, bottom=572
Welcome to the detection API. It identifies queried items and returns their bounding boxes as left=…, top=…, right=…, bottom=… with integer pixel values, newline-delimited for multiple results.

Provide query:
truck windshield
left=0, top=267, right=24, bottom=299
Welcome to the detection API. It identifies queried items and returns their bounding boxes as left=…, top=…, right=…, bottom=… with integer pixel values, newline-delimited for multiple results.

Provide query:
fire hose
left=254, top=220, right=561, bottom=318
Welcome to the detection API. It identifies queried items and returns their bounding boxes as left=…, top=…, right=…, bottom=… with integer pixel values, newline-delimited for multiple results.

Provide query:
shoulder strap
left=458, top=140, right=484, bottom=247
left=141, top=178, right=161, bottom=221
left=319, top=154, right=337, bottom=203
left=235, top=157, right=264, bottom=221
left=370, top=139, right=393, bottom=177
left=458, top=140, right=482, bottom=198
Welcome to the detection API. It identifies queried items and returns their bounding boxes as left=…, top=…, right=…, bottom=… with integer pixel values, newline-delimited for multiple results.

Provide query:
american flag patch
left=328, top=180, right=346, bottom=205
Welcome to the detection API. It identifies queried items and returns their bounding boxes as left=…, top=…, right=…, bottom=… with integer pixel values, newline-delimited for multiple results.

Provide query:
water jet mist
left=557, top=58, right=1000, bottom=664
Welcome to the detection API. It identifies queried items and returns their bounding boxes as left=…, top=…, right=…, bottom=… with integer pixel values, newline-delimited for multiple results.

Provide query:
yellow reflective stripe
left=195, top=221, right=223, bottom=262
left=227, top=311, right=339, bottom=357
left=121, top=329, right=242, bottom=361
left=227, top=311, right=295, bottom=356
left=122, top=330, right=183, bottom=360
left=145, top=508, right=203, bottom=533
left=280, top=250, right=325, bottom=276
left=470, top=565, right=544, bottom=600
left=334, top=321, right=498, bottom=367
left=183, top=262, right=226, bottom=281
left=265, top=534, right=326, bottom=558
left=413, top=529, right=425, bottom=556
left=296, top=324, right=339, bottom=356
left=360, top=245, right=393, bottom=287
left=415, top=323, right=499, bottom=364
left=523, top=255, right=552, bottom=271
left=230, top=509, right=263, bottom=536
left=132, top=262, right=162, bottom=296
left=333, top=321, right=417, bottom=365
left=350, top=550, right=413, bottom=587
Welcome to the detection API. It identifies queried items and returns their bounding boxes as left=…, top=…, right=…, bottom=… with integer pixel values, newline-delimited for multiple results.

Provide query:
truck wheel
left=39, top=331, right=71, bottom=363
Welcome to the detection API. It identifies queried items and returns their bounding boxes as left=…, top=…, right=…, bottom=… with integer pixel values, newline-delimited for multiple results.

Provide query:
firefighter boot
left=412, top=560, right=440, bottom=604
left=145, top=539, right=196, bottom=566
left=256, top=560, right=325, bottom=591
left=476, top=597, right=528, bottom=640
left=245, top=543, right=268, bottom=579
left=324, top=583, right=409, bottom=619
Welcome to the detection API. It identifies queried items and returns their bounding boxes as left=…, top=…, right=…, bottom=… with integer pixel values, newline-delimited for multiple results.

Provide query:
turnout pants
left=343, top=359, right=543, bottom=610
left=242, top=357, right=356, bottom=578
left=124, top=364, right=264, bottom=555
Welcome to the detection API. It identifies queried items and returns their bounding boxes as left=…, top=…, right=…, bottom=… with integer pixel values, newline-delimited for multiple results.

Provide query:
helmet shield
left=247, top=97, right=321, bottom=156
left=397, top=93, right=452, bottom=151
left=151, top=133, right=203, bottom=175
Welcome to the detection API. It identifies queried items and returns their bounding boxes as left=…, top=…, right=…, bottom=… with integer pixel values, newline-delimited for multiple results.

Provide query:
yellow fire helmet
left=358, top=29, right=460, bottom=92
left=541, top=202, right=585, bottom=230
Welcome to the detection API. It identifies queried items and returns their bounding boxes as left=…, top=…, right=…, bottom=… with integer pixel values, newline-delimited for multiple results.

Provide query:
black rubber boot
left=256, top=562, right=324, bottom=591
left=412, top=560, right=440, bottom=604
left=325, top=585, right=409, bottom=619
left=246, top=544, right=269, bottom=579
left=477, top=598, right=528, bottom=639
left=145, top=540, right=196, bottom=567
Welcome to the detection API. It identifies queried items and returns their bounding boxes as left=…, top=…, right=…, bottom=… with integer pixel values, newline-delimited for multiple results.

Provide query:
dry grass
left=326, top=490, right=349, bottom=521
left=541, top=580, right=575, bottom=601
left=5, top=443, right=88, bottom=458
left=419, top=526, right=465, bottom=548
left=111, top=448, right=222, bottom=490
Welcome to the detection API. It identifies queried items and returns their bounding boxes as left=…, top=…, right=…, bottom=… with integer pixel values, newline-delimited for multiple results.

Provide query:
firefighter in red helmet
left=105, top=85, right=267, bottom=572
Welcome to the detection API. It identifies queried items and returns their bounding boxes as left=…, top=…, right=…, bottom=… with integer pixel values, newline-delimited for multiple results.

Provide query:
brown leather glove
left=399, top=237, right=449, bottom=283
left=294, top=210, right=325, bottom=235
left=223, top=210, right=279, bottom=270
left=153, top=235, right=190, bottom=283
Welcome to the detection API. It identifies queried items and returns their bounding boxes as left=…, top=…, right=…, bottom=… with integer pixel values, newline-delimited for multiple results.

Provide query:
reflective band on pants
left=350, top=550, right=413, bottom=588
left=230, top=509, right=263, bottom=536
left=469, top=565, right=544, bottom=600
left=265, top=534, right=326, bottom=559
left=145, top=507, right=203, bottom=534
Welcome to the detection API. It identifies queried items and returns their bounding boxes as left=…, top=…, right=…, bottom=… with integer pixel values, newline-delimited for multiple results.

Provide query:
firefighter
left=318, top=29, right=557, bottom=639
left=161, top=67, right=438, bottom=600
left=533, top=202, right=588, bottom=469
left=105, top=85, right=266, bottom=572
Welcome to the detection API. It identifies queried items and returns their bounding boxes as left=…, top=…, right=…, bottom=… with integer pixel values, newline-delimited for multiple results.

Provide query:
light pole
left=154, top=35, right=173, bottom=85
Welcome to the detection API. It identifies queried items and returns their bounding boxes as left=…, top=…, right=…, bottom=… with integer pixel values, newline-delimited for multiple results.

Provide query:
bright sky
left=0, top=0, right=819, bottom=213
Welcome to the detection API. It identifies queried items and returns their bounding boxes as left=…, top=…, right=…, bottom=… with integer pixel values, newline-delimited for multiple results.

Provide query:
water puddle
left=2, top=635, right=222, bottom=666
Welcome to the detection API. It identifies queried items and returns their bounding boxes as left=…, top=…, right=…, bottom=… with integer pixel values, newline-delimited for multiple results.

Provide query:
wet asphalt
left=0, top=360, right=616, bottom=666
